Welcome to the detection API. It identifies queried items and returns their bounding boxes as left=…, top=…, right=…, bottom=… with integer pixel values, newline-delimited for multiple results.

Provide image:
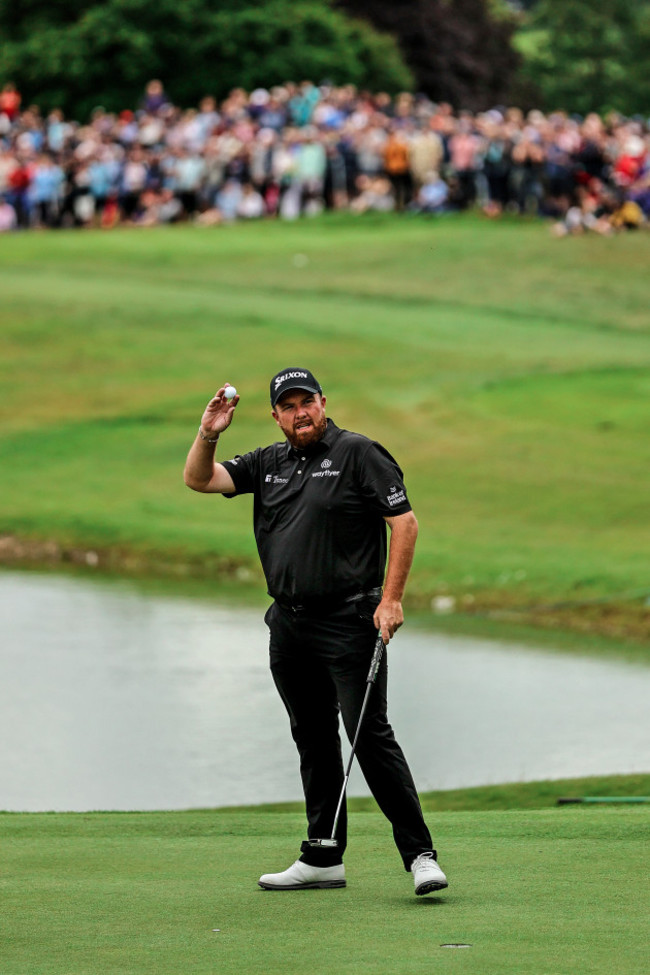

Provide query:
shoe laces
left=411, top=852, right=436, bottom=871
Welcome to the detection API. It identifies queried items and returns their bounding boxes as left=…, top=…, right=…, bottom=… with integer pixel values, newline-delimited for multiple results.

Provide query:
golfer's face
left=273, top=390, right=327, bottom=448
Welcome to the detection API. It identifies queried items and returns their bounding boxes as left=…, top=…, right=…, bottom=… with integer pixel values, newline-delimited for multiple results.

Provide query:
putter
left=308, top=631, right=385, bottom=849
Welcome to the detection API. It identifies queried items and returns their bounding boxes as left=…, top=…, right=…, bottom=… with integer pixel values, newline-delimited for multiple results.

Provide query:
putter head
left=307, top=838, right=339, bottom=848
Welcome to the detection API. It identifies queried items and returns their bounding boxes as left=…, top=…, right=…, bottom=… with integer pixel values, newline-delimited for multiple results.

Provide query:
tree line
left=0, top=0, right=648, bottom=118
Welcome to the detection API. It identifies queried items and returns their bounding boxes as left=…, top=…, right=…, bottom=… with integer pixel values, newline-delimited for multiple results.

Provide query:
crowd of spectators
left=1, top=78, right=648, bottom=235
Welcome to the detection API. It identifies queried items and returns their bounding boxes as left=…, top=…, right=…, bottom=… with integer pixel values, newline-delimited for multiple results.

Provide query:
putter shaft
left=309, top=632, right=385, bottom=847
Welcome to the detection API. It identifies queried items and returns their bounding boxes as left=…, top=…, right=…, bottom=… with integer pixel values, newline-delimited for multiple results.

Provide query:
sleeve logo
left=387, top=486, right=406, bottom=506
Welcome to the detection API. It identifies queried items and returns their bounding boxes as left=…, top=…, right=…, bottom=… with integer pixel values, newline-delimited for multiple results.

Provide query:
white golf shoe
left=411, top=852, right=448, bottom=895
left=258, top=859, right=346, bottom=890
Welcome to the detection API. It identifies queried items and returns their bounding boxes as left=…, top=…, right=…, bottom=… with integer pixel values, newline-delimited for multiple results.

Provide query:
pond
left=1, top=570, right=648, bottom=812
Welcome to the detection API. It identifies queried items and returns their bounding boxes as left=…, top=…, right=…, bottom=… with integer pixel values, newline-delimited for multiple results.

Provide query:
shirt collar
left=285, top=417, right=340, bottom=458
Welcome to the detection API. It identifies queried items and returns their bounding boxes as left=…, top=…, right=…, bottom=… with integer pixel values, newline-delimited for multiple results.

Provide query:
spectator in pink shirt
left=448, top=117, right=481, bottom=209
left=0, top=194, right=17, bottom=230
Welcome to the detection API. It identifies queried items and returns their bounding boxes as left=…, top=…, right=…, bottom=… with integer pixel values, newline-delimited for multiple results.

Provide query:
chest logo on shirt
left=312, top=458, right=341, bottom=478
left=265, top=474, right=289, bottom=484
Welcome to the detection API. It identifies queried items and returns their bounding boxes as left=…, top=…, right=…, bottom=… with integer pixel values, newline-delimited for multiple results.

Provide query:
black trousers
left=266, top=597, right=433, bottom=870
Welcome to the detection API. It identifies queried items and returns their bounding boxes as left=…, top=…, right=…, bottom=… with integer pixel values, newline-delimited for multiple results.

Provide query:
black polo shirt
left=221, top=419, right=412, bottom=603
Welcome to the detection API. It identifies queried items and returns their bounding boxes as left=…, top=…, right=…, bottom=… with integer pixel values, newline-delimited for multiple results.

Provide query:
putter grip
left=367, top=634, right=385, bottom=684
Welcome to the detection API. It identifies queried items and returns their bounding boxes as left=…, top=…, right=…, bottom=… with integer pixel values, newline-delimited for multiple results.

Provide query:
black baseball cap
left=270, top=367, right=322, bottom=407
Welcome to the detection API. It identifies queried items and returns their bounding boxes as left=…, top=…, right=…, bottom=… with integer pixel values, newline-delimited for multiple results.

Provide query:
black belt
left=275, top=586, right=382, bottom=616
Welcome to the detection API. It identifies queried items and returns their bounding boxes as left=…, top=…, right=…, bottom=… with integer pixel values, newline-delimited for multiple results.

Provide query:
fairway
left=1, top=214, right=649, bottom=637
left=3, top=799, right=648, bottom=975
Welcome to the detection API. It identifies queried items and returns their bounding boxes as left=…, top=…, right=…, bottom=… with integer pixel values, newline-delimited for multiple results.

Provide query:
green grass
left=1, top=214, right=649, bottom=640
left=257, top=773, right=650, bottom=813
left=3, top=776, right=649, bottom=975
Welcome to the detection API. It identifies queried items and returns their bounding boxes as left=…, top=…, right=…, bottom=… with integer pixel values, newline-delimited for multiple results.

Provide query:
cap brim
left=271, top=384, right=321, bottom=407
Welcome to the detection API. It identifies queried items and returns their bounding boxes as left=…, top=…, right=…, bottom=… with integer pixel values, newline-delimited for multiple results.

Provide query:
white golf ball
left=224, top=385, right=237, bottom=399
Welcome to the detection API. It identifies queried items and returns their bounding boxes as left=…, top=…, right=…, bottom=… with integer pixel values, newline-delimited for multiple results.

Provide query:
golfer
left=184, top=368, right=448, bottom=896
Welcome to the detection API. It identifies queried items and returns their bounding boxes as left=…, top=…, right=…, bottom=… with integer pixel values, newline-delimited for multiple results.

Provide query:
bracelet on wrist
left=198, top=427, right=219, bottom=443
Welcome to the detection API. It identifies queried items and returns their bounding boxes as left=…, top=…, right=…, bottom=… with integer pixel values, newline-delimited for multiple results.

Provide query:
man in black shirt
left=184, top=368, right=448, bottom=896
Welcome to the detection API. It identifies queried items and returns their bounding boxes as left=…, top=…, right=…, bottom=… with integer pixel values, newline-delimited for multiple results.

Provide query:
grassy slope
left=3, top=782, right=649, bottom=975
left=255, top=772, right=650, bottom=813
left=1, top=215, right=649, bottom=640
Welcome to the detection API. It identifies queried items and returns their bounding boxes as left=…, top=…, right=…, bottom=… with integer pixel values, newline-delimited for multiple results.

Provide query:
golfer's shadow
left=403, top=894, right=449, bottom=907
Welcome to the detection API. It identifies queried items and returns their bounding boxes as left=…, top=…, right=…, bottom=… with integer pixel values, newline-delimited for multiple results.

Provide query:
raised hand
left=199, top=384, right=240, bottom=440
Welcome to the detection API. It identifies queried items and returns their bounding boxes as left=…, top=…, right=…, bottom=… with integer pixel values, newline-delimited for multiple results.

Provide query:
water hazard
left=1, top=571, right=648, bottom=812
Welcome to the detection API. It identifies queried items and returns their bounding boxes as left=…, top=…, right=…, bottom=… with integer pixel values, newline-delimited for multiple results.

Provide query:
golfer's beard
left=287, top=414, right=328, bottom=448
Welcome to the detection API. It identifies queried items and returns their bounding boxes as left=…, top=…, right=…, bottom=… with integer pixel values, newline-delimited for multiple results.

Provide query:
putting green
left=3, top=801, right=648, bottom=974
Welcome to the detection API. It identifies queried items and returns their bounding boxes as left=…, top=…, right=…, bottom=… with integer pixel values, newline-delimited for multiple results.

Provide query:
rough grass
left=1, top=214, right=649, bottom=641
left=255, top=772, right=650, bottom=813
